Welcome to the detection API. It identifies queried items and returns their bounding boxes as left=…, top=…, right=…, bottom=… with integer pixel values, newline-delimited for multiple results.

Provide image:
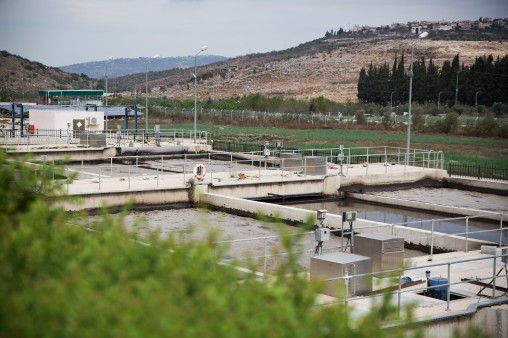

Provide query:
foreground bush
left=0, top=152, right=483, bottom=337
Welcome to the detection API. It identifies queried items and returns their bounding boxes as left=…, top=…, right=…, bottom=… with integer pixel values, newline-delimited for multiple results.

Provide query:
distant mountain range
left=59, top=56, right=229, bottom=79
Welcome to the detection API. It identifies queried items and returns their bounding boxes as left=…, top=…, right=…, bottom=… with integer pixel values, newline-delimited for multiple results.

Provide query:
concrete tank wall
left=421, top=303, right=508, bottom=338
left=208, top=174, right=340, bottom=199
left=200, top=193, right=491, bottom=252
left=348, top=192, right=504, bottom=222
left=340, top=169, right=447, bottom=187
left=61, top=188, right=189, bottom=211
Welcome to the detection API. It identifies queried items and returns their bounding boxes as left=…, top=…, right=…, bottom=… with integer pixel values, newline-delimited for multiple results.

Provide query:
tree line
left=357, top=53, right=508, bottom=108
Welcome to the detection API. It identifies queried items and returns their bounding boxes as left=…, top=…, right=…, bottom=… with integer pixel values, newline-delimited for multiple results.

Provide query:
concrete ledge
left=61, top=187, right=190, bottom=211
left=200, top=193, right=491, bottom=252
left=444, top=177, right=508, bottom=196
left=341, top=168, right=447, bottom=187
left=208, top=174, right=340, bottom=199
left=419, top=298, right=508, bottom=338
left=348, top=192, right=504, bottom=222
left=6, top=147, right=118, bottom=161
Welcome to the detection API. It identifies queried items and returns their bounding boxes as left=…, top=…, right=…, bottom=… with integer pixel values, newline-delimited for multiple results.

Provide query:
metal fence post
left=492, top=256, right=497, bottom=299
left=499, top=214, right=504, bottom=248
left=430, top=220, right=435, bottom=257
left=183, top=162, right=186, bottom=184
left=446, top=262, right=451, bottom=311
left=465, top=217, right=469, bottom=253
left=264, top=238, right=268, bottom=276
left=397, top=271, right=402, bottom=316
left=344, top=273, right=349, bottom=312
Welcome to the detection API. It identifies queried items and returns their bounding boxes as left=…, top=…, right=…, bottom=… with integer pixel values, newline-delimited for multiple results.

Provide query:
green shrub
left=382, top=111, right=394, bottom=129
left=492, top=102, right=506, bottom=117
left=434, top=112, right=459, bottom=134
left=0, top=153, right=487, bottom=337
left=474, top=113, right=499, bottom=137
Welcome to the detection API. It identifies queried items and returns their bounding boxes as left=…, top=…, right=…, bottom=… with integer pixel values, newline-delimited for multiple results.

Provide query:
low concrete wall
left=422, top=302, right=508, bottom=338
left=200, top=193, right=491, bottom=252
left=208, top=174, right=340, bottom=199
left=348, top=192, right=505, bottom=222
left=62, top=187, right=190, bottom=211
left=10, top=147, right=118, bottom=161
left=444, top=177, right=508, bottom=195
left=341, top=168, right=447, bottom=187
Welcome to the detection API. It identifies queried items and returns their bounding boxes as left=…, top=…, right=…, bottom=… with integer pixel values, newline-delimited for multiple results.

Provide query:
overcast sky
left=1, top=0, right=506, bottom=67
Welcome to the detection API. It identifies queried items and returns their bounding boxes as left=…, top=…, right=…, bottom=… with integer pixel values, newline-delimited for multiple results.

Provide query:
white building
left=29, top=109, right=104, bottom=131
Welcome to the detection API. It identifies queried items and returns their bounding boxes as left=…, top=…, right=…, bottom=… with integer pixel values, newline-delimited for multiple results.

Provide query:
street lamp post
left=454, top=69, right=459, bottom=106
left=438, top=91, right=443, bottom=112
left=390, top=91, right=395, bottom=110
left=406, top=32, right=428, bottom=166
left=475, top=91, right=481, bottom=108
left=105, top=56, right=112, bottom=131
left=145, top=54, right=159, bottom=132
left=194, top=45, right=208, bottom=143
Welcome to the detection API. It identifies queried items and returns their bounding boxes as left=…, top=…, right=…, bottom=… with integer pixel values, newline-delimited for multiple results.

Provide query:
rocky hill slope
left=0, top=51, right=96, bottom=100
left=135, top=36, right=508, bottom=103
left=2, top=35, right=508, bottom=104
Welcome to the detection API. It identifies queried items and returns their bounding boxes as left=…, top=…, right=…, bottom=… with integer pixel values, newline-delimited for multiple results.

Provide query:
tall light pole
left=454, top=69, right=459, bottom=106
left=475, top=90, right=481, bottom=108
left=105, top=56, right=112, bottom=131
left=390, top=91, right=395, bottom=110
left=194, top=45, right=208, bottom=143
left=438, top=91, right=443, bottom=112
left=406, top=31, right=428, bottom=166
left=145, top=54, right=159, bottom=131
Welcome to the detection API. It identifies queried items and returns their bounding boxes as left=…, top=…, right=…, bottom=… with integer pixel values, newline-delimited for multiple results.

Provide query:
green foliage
left=411, top=107, right=425, bottom=132
left=434, top=112, right=459, bottom=134
left=492, top=102, right=507, bottom=117
left=382, top=111, right=395, bottom=129
left=358, top=53, right=508, bottom=107
left=355, top=110, right=367, bottom=124
left=0, top=87, right=12, bottom=101
left=0, top=152, right=429, bottom=337
left=475, top=113, right=499, bottom=137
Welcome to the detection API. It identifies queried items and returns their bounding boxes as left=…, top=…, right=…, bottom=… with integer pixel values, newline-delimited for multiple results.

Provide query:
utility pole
left=454, top=69, right=459, bottom=106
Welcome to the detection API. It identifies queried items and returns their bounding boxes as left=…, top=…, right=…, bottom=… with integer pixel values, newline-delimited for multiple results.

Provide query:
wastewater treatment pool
left=108, top=187, right=508, bottom=248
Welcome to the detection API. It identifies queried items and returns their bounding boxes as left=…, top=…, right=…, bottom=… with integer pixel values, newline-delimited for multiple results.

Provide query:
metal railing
left=449, top=162, right=508, bottom=181
left=213, top=218, right=508, bottom=316
left=45, top=149, right=445, bottom=194
left=215, top=213, right=507, bottom=275
left=324, top=252, right=508, bottom=315
left=0, top=128, right=209, bottom=146
left=213, top=143, right=445, bottom=171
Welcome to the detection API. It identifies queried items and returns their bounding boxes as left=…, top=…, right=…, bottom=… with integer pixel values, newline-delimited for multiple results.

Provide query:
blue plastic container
left=429, top=277, right=448, bottom=300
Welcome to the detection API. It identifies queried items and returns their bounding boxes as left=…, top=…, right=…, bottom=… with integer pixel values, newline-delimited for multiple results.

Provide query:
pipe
left=120, top=146, right=186, bottom=156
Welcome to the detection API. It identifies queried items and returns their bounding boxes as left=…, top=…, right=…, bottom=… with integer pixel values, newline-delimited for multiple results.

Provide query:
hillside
left=0, top=51, right=96, bottom=101
left=128, top=36, right=508, bottom=103
left=2, top=34, right=508, bottom=104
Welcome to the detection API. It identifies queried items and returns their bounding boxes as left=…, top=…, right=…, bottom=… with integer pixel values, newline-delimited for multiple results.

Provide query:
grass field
left=158, top=121, right=508, bottom=168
